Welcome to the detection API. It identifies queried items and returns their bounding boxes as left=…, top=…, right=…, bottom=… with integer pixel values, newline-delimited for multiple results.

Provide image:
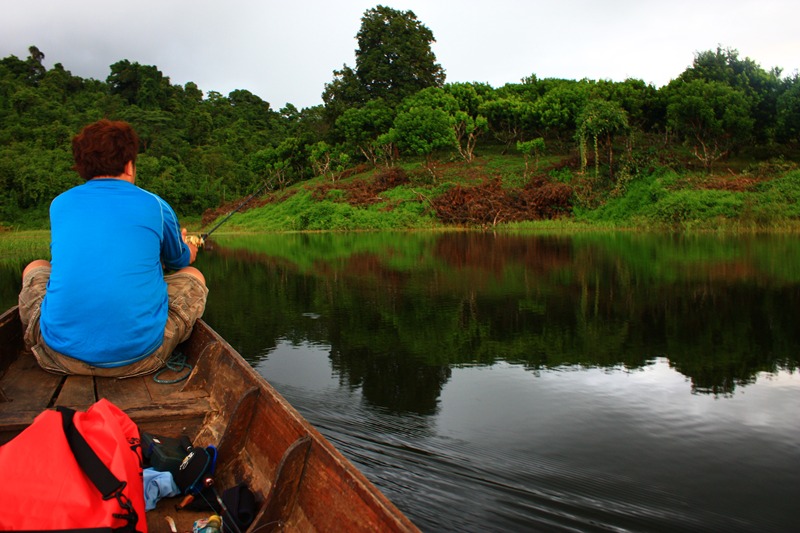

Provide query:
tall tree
left=323, top=5, right=445, bottom=122
left=26, top=46, right=46, bottom=85
left=355, top=5, right=445, bottom=101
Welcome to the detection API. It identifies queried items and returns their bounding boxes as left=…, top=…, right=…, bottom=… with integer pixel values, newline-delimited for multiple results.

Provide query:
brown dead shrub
left=431, top=177, right=573, bottom=226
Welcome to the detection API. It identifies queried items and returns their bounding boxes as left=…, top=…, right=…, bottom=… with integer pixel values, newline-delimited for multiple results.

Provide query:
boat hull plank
left=55, top=374, right=96, bottom=409
left=96, top=371, right=155, bottom=409
left=255, top=435, right=312, bottom=532
left=0, top=350, right=63, bottom=443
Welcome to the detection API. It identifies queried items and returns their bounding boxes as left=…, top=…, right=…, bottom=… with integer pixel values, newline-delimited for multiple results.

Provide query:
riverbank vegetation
left=2, top=5, right=799, bottom=232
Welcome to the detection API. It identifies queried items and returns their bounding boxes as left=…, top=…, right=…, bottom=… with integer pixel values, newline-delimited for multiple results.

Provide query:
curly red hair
left=71, top=120, right=139, bottom=180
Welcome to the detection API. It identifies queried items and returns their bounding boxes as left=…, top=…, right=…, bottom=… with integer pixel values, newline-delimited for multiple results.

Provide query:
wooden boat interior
left=0, top=306, right=418, bottom=532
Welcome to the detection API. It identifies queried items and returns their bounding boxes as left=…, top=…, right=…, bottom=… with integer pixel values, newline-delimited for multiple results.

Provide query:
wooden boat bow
left=0, top=306, right=419, bottom=532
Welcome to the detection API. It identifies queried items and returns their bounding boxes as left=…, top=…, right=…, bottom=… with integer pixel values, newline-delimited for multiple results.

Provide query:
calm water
left=3, top=232, right=799, bottom=532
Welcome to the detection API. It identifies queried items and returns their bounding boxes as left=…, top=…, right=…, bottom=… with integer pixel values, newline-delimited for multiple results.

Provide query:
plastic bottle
left=192, top=514, right=222, bottom=533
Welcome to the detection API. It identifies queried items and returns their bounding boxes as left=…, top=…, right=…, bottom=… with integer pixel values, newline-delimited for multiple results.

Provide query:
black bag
left=142, top=431, right=217, bottom=494
left=187, top=482, right=257, bottom=533
left=174, top=444, right=217, bottom=493
left=221, top=483, right=257, bottom=532
left=142, top=432, right=190, bottom=473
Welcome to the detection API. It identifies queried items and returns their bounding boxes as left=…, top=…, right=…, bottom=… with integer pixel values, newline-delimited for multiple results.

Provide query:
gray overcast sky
left=2, top=0, right=798, bottom=109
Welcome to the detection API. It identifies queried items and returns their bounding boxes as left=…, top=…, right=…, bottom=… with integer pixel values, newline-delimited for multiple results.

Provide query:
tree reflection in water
left=194, top=231, right=800, bottom=410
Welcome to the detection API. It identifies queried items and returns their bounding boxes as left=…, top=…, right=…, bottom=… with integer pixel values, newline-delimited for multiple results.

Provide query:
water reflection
left=198, top=231, right=800, bottom=412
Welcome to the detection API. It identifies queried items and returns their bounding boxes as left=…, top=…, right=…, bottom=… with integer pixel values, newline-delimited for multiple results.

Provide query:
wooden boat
left=0, top=306, right=420, bottom=533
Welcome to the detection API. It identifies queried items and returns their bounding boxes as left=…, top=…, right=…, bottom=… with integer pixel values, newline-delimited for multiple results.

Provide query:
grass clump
left=228, top=187, right=440, bottom=231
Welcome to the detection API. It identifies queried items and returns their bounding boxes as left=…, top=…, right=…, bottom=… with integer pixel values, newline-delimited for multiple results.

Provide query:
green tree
left=444, top=83, right=489, bottom=162
left=25, top=46, right=46, bottom=85
left=335, top=98, right=395, bottom=165
left=776, top=74, right=800, bottom=143
left=249, top=137, right=308, bottom=190
left=107, top=60, right=172, bottom=110
left=322, top=5, right=444, bottom=122
left=228, top=89, right=273, bottom=128
left=322, top=65, right=365, bottom=124
left=39, top=63, right=85, bottom=104
left=480, top=97, right=534, bottom=152
left=385, top=99, right=456, bottom=176
left=678, top=46, right=781, bottom=143
left=517, top=138, right=546, bottom=175
left=309, top=141, right=350, bottom=182
left=593, top=78, right=662, bottom=132
left=576, top=99, right=630, bottom=179
left=401, top=86, right=486, bottom=162
left=531, top=79, right=590, bottom=143
left=665, top=79, right=754, bottom=172
left=355, top=5, right=445, bottom=102
left=186, top=109, right=213, bottom=144
left=0, top=54, right=29, bottom=81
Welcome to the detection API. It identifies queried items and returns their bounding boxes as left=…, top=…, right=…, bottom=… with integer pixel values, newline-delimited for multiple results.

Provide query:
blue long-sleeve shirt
left=40, top=179, right=191, bottom=367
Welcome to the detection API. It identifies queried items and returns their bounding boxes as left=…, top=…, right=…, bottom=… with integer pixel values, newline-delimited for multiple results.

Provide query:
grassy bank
left=201, top=152, right=800, bottom=234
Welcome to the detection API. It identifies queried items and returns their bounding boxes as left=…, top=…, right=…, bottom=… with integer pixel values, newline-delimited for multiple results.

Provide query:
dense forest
left=2, top=5, right=800, bottom=229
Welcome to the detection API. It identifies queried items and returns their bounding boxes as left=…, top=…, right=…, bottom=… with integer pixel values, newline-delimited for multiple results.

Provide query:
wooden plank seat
left=0, top=346, right=213, bottom=445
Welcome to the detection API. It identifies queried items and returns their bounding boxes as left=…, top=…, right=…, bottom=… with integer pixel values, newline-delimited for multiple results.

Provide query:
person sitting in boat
left=17, top=119, right=208, bottom=378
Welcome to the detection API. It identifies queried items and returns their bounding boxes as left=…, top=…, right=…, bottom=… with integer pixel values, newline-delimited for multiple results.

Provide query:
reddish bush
left=431, top=178, right=573, bottom=226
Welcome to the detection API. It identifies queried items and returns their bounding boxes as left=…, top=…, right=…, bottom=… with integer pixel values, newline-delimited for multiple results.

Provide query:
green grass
left=214, top=161, right=800, bottom=233
left=646, top=189, right=745, bottom=224
left=0, top=230, right=50, bottom=265
left=224, top=188, right=441, bottom=232
left=569, top=167, right=800, bottom=231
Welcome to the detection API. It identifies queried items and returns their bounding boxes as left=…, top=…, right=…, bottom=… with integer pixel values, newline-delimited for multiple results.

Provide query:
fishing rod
left=196, top=181, right=270, bottom=244
left=184, top=181, right=268, bottom=249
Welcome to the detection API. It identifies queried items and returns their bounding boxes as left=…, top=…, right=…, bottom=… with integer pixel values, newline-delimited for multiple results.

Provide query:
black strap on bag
left=58, top=406, right=139, bottom=533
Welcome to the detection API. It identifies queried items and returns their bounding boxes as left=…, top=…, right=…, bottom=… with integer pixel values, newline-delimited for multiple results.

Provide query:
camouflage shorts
left=19, top=266, right=208, bottom=378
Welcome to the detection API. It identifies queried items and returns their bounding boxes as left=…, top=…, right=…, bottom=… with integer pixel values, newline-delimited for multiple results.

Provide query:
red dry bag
left=0, top=398, right=146, bottom=532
